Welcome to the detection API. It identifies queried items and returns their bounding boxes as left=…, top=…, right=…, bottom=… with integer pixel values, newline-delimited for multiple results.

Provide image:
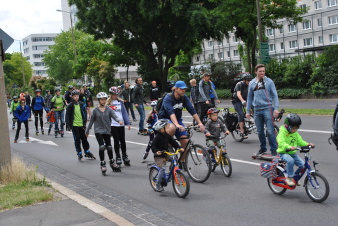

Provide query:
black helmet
left=35, top=89, right=41, bottom=93
left=68, top=85, right=73, bottom=89
left=71, top=90, right=80, bottom=96
left=284, top=113, right=302, bottom=133
left=243, top=74, right=253, bottom=81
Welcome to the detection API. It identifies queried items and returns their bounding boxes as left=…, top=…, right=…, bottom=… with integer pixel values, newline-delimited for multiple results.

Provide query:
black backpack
left=231, top=79, right=244, bottom=99
left=328, top=103, right=338, bottom=151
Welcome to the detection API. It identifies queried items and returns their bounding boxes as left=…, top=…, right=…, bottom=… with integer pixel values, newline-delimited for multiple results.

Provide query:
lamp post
left=56, top=9, right=77, bottom=62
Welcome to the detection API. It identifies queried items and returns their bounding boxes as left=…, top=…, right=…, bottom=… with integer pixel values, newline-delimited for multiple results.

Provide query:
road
left=6, top=106, right=338, bottom=226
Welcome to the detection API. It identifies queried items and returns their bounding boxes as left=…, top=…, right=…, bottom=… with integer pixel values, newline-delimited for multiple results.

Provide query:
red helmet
left=207, top=108, right=219, bottom=115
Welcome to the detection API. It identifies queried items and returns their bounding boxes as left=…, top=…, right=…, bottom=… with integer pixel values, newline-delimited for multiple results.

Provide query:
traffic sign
left=260, top=42, right=269, bottom=64
left=0, top=29, right=14, bottom=52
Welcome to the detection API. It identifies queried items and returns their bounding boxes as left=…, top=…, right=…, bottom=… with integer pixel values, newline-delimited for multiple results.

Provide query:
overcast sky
left=1, top=0, right=63, bottom=53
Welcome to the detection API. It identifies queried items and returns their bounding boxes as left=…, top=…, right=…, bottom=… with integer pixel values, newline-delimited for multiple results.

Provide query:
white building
left=22, top=33, right=58, bottom=77
left=192, top=0, right=338, bottom=66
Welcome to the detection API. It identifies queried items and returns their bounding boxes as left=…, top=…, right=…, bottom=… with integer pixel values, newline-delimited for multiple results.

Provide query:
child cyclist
left=204, top=108, right=230, bottom=158
left=66, top=90, right=95, bottom=161
left=85, top=92, right=123, bottom=174
left=277, top=113, right=315, bottom=186
left=151, top=119, right=184, bottom=190
left=13, top=99, right=31, bottom=143
left=143, top=100, right=158, bottom=161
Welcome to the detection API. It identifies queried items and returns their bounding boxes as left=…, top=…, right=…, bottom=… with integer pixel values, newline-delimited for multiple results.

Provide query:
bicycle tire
left=304, top=172, right=330, bottom=203
left=149, top=167, right=162, bottom=192
left=185, top=144, right=212, bottom=183
left=221, top=154, right=232, bottom=177
left=267, top=168, right=287, bottom=195
left=172, top=170, right=190, bottom=198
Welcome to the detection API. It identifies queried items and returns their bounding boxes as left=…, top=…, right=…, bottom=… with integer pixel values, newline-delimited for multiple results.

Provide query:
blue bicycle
left=149, top=149, right=190, bottom=198
left=267, top=146, right=330, bottom=203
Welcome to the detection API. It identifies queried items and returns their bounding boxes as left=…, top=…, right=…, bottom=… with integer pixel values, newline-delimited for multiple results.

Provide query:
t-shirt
left=52, top=96, right=65, bottom=111
left=73, top=104, right=83, bottom=127
left=232, top=81, right=249, bottom=102
left=110, top=100, right=123, bottom=127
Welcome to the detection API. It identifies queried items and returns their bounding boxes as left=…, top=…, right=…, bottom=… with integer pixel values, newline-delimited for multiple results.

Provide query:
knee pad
left=99, top=145, right=106, bottom=152
left=106, top=146, right=113, bottom=152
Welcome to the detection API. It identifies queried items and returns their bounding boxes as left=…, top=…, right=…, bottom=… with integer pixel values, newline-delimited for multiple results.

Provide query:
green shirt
left=277, top=126, right=309, bottom=155
left=73, top=104, right=83, bottom=127
left=52, top=95, right=65, bottom=111
left=10, top=101, right=20, bottom=113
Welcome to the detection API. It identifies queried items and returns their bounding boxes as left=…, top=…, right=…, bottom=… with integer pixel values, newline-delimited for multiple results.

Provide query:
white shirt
left=110, top=100, right=123, bottom=127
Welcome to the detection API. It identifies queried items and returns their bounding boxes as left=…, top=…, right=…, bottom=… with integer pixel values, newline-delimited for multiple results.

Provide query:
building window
left=279, top=27, right=284, bottom=34
left=319, top=36, right=323, bottom=44
left=299, top=4, right=307, bottom=12
left=227, top=51, right=230, bottom=57
left=266, top=28, right=274, bottom=36
left=23, top=40, right=28, bottom=46
left=288, top=24, right=296, bottom=32
left=328, top=0, right=337, bottom=7
left=233, top=36, right=238, bottom=43
left=34, top=62, right=45, bottom=66
left=289, top=40, right=298, bottom=49
left=33, top=54, right=44, bottom=58
left=218, top=41, right=222, bottom=46
left=35, top=70, right=46, bottom=75
left=196, top=56, right=200, bottom=62
left=32, top=45, right=49, bottom=51
left=280, top=42, right=284, bottom=50
left=329, top=34, right=338, bottom=43
left=329, top=15, right=338, bottom=25
left=303, top=21, right=312, bottom=30
left=304, top=38, right=313, bottom=47
left=268, top=44, right=275, bottom=52
left=226, top=38, right=229, bottom=44
left=208, top=41, right=213, bottom=47
left=32, top=37, right=55, bottom=42
left=26, top=56, right=30, bottom=60
left=218, top=52, right=224, bottom=59
left=233, top=50, right=239, bottom=56
left=318, top=18, right=322, bottom=27
left=23, top=48, right=29, bottom=54
left=208, top=54, right=214, bottom=60
left=315, top=1, right=322, bottom=9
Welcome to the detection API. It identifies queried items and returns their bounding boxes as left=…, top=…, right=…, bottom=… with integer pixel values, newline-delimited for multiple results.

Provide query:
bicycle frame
left=210, top=136, right=227, bottom=164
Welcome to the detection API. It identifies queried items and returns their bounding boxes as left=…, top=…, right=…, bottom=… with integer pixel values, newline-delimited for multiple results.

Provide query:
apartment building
left=22, top=33, right=58, bottom=77
left=192, top=0, right=338, bottom=65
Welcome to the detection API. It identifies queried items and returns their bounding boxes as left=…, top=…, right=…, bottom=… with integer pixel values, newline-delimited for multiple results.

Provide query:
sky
left=1, top=0, right=63, bottom=53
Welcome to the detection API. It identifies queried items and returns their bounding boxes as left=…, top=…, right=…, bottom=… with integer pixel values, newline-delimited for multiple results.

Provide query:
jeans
left=280, top=153, right=305, bottom=177
left=136, top=104, right=145, bottom=131
left=124, top=102, right=136, bottom=120
left=254, top=108, right=277, bottom=155
left=54, top=110, right=65, bottom=132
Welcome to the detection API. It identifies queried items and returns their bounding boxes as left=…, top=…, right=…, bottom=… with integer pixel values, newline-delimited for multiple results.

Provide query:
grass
left=0, top=157, right=54, bottom=212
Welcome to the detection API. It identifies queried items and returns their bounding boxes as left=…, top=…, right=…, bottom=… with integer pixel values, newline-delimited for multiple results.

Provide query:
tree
left=69, top=0, right=230, bottom=92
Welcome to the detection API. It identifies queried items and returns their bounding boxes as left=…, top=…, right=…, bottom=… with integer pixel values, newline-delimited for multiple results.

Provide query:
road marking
left=19, top=137, right=58, bottom=146
left=298, top=129, right=331, bottom=134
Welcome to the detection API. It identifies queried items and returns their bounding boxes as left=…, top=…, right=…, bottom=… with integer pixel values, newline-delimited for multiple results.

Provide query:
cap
left=174, top=81, right=188, bottom=89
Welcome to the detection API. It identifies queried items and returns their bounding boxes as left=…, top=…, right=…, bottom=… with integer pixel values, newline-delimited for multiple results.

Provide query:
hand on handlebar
left=176, top=124, right=185, bottom=132
left=198, top=123, right=205, bottom=132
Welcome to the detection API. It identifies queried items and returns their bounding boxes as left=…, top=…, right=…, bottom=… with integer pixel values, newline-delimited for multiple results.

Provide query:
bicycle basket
left=260, top=162, right=277, bottom=178
left=223, top=112, right=238, bottom=132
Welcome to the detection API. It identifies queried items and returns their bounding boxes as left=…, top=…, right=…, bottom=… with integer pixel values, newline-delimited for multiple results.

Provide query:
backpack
left=231, top=79, right=244, bottom=99
left=156, top=93, right=184, bottom=112
left=222, top=108, right=238, bottom=132
left=328, top=103, right=338, bottom=151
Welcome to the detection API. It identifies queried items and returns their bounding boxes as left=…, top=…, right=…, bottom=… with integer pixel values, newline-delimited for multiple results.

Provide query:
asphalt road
left=6, top=106, right=338, bottom=225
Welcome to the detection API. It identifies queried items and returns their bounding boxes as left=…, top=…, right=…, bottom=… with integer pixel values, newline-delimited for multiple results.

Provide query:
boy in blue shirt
left=14, top=100, right=31, bottom=143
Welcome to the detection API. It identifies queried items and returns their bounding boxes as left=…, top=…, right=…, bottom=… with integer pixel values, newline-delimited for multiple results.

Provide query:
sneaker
left=143, top=152, right=149, bottom=160
left=296, top=180, right=301, bottom=186
left=133, top=119, right=137, bottom=122
left=240, top=133, right=248, bottom=139
left=285, top=177, right=295, bottom=186
left=156, top=183, right=163, bottom=191
left=256, top=149, right=266, bottom=156
left=14, top=140, right=17, bottom=143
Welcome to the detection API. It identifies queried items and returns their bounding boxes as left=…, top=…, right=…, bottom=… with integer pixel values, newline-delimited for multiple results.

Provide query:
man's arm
left=198, top=80, right=208, bottom=102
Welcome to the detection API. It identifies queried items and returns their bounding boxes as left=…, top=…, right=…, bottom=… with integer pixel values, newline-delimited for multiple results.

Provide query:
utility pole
left=256, top=0, right=269, bottom=64
left=19, top=40, right=26, bottom=85
left=0, top=40, right=12, bottom=168
left=256, top=0, right=263, bottom=43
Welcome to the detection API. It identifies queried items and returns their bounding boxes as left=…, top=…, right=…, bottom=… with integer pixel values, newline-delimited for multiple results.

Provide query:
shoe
left=156, top=183, right=163, bottom=191
left=296, top=180, right=301, bottom=186
left=143, top=152, right=149, bottom=160
left=256, top=149, right=266, bottom=156
left=285, top=177, right=295, bottom=186
left=14, top=140, right=17, bottom=143
left=133, top=119, right=137, bottom=122
left=240, top=133, right=248, bottom=139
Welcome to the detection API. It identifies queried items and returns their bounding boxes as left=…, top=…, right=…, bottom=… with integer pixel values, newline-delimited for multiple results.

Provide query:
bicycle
left=148, top=149, right=190, bottom=198
left=267, top=146, right=330, bottom=203
left=222, top=108, right=285, bottom=142
left=177, top=125, right=212, bottom=183
left=206, top=135, right=232, bottom=177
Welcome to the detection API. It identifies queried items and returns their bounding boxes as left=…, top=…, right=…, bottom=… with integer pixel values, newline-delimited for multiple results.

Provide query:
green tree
left=69, top=0, right=230, bottom=92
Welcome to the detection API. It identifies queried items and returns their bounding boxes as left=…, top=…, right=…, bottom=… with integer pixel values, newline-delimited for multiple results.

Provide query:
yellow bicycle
left=207, top=135, right=232, bottom=177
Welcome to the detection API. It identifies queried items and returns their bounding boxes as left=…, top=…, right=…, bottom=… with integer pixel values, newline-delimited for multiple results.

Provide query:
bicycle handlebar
left=163, top=149, right=181, bottom=156
left=285, top=145, right=314, bottom=153
left=206, top=134, right=228, bottom=140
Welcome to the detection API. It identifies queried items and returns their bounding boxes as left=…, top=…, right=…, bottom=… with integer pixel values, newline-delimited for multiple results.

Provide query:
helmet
left=243, top=74, right=253, bottom=81
left=55, top=88, right=61, bottom=92
left=35, top=89, right=41, bottom=93
left=68, top=85, right=73, bottom=89
left=96, top=92, right=108, bottom=99
left=13, top=96, right=18, bottom=99
left=71, top=90, right=80, bottom=96
left=46, top=90, right=50, bottom=92
left=150, top=100, right=158, bottom=107
left=109, top=86, right=120, bottom=95
left=284, top=113, right=302, bottom=132
left=207, top=108, right=220, bottom=115
left=153, top=119, right=169, bottom=131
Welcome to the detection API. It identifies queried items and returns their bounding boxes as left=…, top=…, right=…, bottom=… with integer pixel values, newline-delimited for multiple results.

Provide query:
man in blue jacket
left=246, top=64, right=279, bottom=156
left=14, top=100, right=31, bottom=143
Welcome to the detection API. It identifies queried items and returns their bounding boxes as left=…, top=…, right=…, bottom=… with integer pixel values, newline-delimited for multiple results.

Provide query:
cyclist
left=277, top=113, right=314, bottom=186
left=13, top=99, right=30, bottom=143
left=143, top=100, right=158, bottom=161
left=158, top=81, right=204, bottom=159
left=51, top=88, right=67, bottom=138
left=204, top=108, right=230, bottom=155
left=31, top=89, right=45, bottom=135
left=10, top=96, right=20, bottom=130
left=151, top=119, right=183, bottom=190
left=232, top=74, right=253, bottom=139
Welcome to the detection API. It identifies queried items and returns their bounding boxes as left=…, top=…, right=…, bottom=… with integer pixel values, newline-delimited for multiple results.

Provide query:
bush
left=277, top=88, right=309, bottom=99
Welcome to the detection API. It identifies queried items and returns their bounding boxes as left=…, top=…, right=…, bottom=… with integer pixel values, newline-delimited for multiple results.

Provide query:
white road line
left=298, top=129, right=331, bottom=134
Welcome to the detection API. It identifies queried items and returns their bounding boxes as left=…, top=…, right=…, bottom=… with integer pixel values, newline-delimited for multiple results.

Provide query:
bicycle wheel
left=274, top=125, right=279, bottom=136
left=221, top=154, right=232, bottom=177
left=304, top=172, right=330, bottom=203
left=149, top=167, right=162, bottom=192
left=185, top=144, right=212, bottom=183
left=267, top=168, right=287, bottom=195
left=172, top=170, right=190, bottom=198
left=231, top=124, right=244, bottom=142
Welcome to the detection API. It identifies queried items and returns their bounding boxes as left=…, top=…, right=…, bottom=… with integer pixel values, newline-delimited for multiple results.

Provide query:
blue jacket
left=209, top=81, right=216, bottom=99
left=158, top=92, right=196, bottom=120
left=246, top=76, right=279, bottom=112
left=14, top=105, right=31, bottom=122
left=32, top=96, right=45, bottom=111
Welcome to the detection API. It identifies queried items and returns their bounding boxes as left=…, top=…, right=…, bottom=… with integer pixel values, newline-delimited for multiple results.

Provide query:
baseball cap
left=174, top=81, right=188, bottom=89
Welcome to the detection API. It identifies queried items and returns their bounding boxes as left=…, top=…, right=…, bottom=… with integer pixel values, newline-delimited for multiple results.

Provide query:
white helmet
left=150, top=100, right=158, bottom=107
left=153, top=119, right=169, bottom=131
left=109, top=86, right=120, bottom=95
left=96, top=92, right=108, bottom=99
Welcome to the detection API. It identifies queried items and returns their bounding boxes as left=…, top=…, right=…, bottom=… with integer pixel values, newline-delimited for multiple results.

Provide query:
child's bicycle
left=266, top=146, right=330, bottom=203
left=206, top=135, right=232, bottom=177
left=148, top=149, right=190, bottom=198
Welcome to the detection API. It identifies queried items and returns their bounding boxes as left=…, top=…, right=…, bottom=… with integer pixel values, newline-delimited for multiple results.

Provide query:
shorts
left=168, top=119, right=188, bottom=138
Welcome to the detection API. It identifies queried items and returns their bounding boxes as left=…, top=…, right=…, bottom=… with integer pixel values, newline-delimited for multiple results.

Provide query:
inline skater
left=51, top=88, right=67, bottom=138
left=85, top=92, right=123, bottom=175
left=31, top=89, right=45, bottom=135
left=13, top=99, right=31, bottom=143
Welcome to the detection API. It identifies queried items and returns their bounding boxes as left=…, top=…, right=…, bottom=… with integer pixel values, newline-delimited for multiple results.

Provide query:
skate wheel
left=102, top=172, right=106, bottom=176
left=252, top=155, right=257, bottom=159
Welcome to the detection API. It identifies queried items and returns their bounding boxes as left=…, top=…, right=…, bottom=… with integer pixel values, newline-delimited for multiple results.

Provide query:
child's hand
left=290, top=146, right=296, bottom=150
left=180, top=148, right=184, bottom=152
left=225, top=130, right=230, bottom=135
left=156, top=151, right=162, bottom=155
left=308, top=143, right=315, bottom=148
left=205, top=133, right=211, bottom=136
left=119, top=121, right=124, bottom=125
left=127, top=125, right=131, bottom=130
